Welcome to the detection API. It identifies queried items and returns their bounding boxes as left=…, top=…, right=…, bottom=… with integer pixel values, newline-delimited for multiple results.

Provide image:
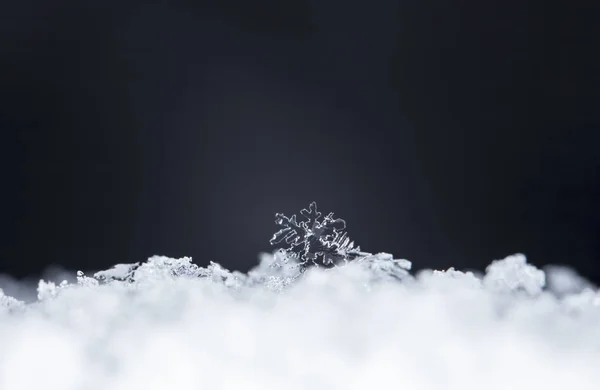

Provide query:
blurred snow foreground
left=2, top=204, right=600, bottom=390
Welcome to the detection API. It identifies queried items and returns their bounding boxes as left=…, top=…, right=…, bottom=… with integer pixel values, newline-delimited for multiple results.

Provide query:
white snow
left=1, top=252, right=600, bottom=390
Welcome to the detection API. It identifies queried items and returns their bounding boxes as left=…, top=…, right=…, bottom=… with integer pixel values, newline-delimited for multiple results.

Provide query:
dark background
left=1, top=1, right=599, bottom=283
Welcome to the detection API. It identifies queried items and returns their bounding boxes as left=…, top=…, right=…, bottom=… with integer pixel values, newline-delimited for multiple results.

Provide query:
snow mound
left=1, top=253, right=600, bottom=390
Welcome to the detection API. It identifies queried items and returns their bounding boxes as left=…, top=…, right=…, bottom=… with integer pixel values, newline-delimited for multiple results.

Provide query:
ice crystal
left=90, top=256, right=243, bottom=287
left=270, top=202, right=368, bottom=267
left=93, top=263, right=140, bottom=283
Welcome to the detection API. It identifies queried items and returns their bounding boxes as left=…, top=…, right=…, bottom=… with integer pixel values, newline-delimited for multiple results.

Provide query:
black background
left=1, top=1, right=599, bottom=282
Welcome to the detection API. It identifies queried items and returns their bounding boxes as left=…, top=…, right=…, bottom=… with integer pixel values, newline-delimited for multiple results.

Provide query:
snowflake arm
left=270, top=213, right=305, bottom=246
left=300, top=201, right=322, bottom=231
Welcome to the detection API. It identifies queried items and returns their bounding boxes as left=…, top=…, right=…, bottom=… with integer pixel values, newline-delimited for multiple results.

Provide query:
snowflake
left=270, top=202, right=367, bottom=268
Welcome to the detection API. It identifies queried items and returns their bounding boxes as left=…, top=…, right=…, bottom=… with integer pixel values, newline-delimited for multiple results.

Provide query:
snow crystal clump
left=544, top=264, right=595, bottom=297
left=483, top=253, right=546, bottom=295
left=0, top=288, right=24, bottom=314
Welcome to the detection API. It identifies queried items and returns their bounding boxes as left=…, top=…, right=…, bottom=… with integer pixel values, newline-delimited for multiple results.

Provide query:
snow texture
left=1, top=204, right=600, bottom=390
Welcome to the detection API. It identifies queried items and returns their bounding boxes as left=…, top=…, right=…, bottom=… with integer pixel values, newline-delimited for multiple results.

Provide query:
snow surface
left=1, top=252, right=600, bottom=390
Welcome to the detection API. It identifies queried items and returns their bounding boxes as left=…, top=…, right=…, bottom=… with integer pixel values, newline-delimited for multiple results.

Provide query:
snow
left=1, top=252, right=600, bottom=390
